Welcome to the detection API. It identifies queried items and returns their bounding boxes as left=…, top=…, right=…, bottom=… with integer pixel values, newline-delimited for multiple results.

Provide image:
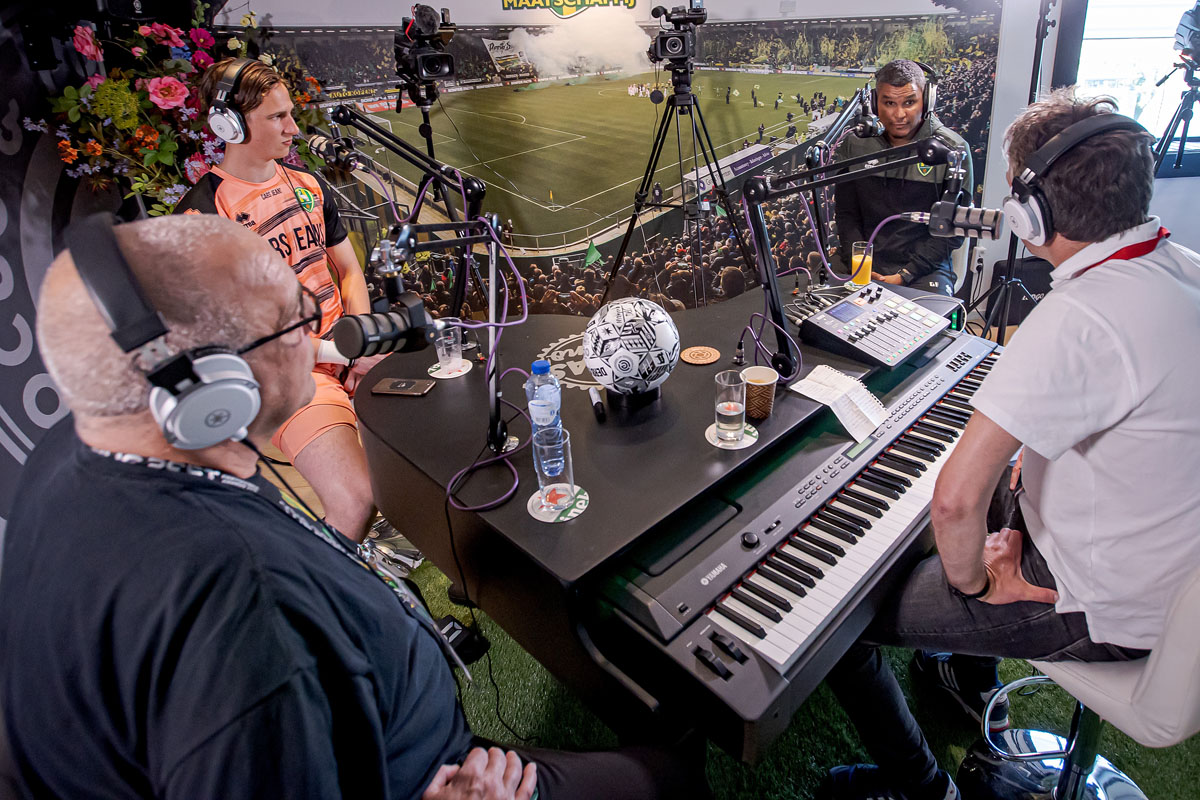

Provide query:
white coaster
left=428, top=359, right=473, bottom=379
left=705, top=423, right=760, bottom=450
left=526, top=485, right=590, bottom=523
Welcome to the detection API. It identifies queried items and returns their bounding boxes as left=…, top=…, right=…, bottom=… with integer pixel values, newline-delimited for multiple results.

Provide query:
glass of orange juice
left=851, top=241, right=873, bottom=287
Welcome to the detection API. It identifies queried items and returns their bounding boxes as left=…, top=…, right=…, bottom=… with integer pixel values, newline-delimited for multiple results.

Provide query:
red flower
left=146, top=76, right=189, bottom=110
left=189, top=28, right=215, bottom=49
left=183, top=153, right=212, bottom=184
left=72, top=25, right=103, bottom=62
left=192, top=50, right=214, bottom=70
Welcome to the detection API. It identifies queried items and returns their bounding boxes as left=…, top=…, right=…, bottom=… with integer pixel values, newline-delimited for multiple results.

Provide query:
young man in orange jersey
left=177, top=58, right=379, bottom=542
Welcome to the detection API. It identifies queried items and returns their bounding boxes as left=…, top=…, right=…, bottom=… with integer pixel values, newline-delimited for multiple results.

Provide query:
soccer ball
left=583, top=298, right=681, bottom=395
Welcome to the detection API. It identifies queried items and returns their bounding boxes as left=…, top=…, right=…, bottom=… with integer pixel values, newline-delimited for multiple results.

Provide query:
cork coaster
left=681, top=345, right=721, bottom=365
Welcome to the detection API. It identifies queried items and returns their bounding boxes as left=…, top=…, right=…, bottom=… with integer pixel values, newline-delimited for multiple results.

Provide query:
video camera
left=648, top=0, right=706, bottom=64
left=395, top=5, right=457, bottom=85
left=1178, top=2, right=1200, bottom=55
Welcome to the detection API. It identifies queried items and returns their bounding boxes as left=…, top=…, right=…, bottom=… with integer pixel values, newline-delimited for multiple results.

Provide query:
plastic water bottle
left=525, top=360, right=564, bottom=476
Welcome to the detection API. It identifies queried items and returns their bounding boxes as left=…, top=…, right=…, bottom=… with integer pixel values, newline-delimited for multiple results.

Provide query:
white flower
left=258, top=53, right=274, bottom=66
left=226, top=37, right=242, bottom=51
left=240, top=13, right=257, bottom=28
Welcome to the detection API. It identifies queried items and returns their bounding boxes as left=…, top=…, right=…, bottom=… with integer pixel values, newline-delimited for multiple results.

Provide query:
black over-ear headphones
left=65, top=214, right=261, bottom=449
left=1003, top=113, right=1148, bottom=247
left=208, top=57, right=254, bottom=144
left=870, top=60, right=939, bottom=118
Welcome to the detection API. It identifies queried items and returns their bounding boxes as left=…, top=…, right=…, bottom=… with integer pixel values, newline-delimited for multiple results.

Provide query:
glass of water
left=435, top=326, right=463, bottom=371
left=714, top=370, right=746, bottom=442
left=532, top=427, right=575, bottom=511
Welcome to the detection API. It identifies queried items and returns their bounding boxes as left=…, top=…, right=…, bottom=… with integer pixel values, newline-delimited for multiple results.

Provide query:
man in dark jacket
left=834, top=60, right=971, bottom=295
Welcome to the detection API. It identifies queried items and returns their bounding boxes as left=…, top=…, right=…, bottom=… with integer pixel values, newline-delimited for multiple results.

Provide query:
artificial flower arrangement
left=28, top=6, right=326, bottom=215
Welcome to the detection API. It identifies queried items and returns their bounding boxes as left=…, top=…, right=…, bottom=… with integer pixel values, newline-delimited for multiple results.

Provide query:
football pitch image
left=362, top=70, right=865, bottom=247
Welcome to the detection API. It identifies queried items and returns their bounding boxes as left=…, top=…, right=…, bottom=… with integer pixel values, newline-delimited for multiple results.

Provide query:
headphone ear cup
left=869, top=88, right=878, bottom=116
left=1004, top=194, right=1047, bottom=247
left=925, top=81, right=937, bottom=116
left=149, top=352, right=261, bottom=450
left=207, top=106, right=246, bottom=145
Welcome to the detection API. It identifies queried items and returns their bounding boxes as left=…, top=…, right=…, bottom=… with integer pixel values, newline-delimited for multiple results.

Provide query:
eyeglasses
left=237, top=284, right=322, bottom=356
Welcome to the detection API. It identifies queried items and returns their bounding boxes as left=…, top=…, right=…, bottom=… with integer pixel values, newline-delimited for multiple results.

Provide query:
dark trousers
left=825, top=481, right=1147, bottom=792
left=907, top=270, right=954, bottom=296
left=478, top=735, right=712, bottom=800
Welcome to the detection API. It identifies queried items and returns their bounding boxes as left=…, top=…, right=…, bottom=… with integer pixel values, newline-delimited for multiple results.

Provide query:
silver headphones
left=207, top=58, right=254, bottom=144
left=1003, top=113, right=1148, bottom=247
left=66, top=214, right=261, bottom=450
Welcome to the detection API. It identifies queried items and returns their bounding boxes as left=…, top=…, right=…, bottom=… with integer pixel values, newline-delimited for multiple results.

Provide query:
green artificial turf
left=359, top=70, right=865, bottom=240
left=411, top=561, right=1200, bottom=799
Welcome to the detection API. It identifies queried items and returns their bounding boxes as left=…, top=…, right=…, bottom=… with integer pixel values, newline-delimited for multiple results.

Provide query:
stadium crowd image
left=3, top=0, right=1200, bottom=798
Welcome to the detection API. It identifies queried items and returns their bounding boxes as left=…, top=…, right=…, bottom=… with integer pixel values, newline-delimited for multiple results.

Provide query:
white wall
left=1151, top=177, right=1200, bottom=253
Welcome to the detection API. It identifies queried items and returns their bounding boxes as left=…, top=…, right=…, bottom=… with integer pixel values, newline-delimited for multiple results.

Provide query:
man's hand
left=872, top=272, right=904, bottom=285
left=980, top=528, right=1058, bottom=606
left=421, top=747, right=537, bottom=800
left=343, top=353, right=389, bottom=395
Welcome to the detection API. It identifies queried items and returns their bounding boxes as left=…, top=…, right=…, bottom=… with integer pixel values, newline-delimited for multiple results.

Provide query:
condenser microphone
left=852, top=96, right=885, bottom=138
left=305, top=134, right=362, bottom=171
left=331, top=292, right=442, bottom=359
left=907, top=204, right=1005, bottom=240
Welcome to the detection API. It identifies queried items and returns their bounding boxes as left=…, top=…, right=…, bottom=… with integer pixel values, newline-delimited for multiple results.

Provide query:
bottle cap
left=531, top=359, right=550, bottom=375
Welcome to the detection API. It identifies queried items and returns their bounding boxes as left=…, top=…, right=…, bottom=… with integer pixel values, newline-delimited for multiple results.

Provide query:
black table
left=356, top=286, right=955, bottom=734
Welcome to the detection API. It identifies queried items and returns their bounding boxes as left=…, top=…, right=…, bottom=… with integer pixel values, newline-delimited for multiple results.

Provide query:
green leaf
left=64, top=86, right=78, bottom=100
left=157, top=151, right=174, bottom=166
left=143, top=150, right=157, bottom=166
left=67, top=107, right=81, bottom=123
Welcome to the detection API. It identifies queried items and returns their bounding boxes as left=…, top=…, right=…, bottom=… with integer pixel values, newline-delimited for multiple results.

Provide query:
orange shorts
left=271, top=368, right=358, bottom=462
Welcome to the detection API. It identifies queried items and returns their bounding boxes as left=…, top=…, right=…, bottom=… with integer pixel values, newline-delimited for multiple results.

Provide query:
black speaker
left=984, top=256, right=1053, bottom=327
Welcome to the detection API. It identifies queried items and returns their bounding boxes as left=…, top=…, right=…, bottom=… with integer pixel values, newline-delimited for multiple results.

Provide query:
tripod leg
left=1154, top=100, right=1186, bottom=174
left=1173, top=94, right=1194, bottom=171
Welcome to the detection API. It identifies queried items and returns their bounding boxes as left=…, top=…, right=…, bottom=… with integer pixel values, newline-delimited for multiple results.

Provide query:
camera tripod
left=599, top=58, right=757, bottom=306
left=1153, top=54, right=1198, bottom=174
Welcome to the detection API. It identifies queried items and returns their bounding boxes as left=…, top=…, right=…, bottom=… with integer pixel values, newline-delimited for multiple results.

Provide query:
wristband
left=316, top=338, right=350, bottom=366
left=950, top=573, right=991, bottom=600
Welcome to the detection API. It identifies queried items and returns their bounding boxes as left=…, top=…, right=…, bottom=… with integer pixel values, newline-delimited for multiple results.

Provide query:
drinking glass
left=851, top=241, right=873, bottom=287
left=714, top=370, right=746, bottom=442
left=532, top=428, right=575, bottom=511
left=435, top=326, right=463, bottom=370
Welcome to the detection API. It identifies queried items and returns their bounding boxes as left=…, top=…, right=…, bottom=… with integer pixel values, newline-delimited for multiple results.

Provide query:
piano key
left=772, top=548, right=824, bottom=578
left=795, top=529, right=846, bottom=557
left=713, top=601, right=766, bottom=639
left=786, top=538, right=838, bottom=565
left=756, top=563, right=810, bottom=596
left=740, top=577, right=793, bottom=611
left=821, top=504, right=873, bottom=530
left=864, top=466, right=911, bottom=490
left=941, top=396, right=973, bottom=412
left=931, top=401, right=971, bottom=420
left=920, top=419, right=960, bottom=439
left=841, top=487, right=889, bottom=510
left=731, top=588, right=783, bottom=622
left=771, top=549, right=821, bottom=582
left=809, top=516, right=858, bottom=544
left=877, top=454, right=923, bottom=476
left=707, top=612, right=793, bottom=666
left=912, top=423, right=955, bottom=443
left=724, top=596, right=812, bottom=647
left=891, top=442, right=937, bottom=463
left=924, top=410, right=966, bottom=429
left=854, top=477, right=902, bottom=500
left=902, top=432, right=946, bottom=453
left=830, top=493, right=884, bottom=518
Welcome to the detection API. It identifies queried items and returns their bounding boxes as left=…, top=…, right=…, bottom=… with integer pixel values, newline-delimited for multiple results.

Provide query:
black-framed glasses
left=237, top=284, right=322, bottom=356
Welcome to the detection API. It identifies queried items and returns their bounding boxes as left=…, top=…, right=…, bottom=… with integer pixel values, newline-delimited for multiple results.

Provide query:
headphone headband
left=212, top=57, right=253, bottom=114
left=1019, top=113, right=1147, bottom=187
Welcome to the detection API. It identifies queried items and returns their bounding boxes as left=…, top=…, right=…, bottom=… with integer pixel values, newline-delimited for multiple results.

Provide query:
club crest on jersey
left=293, top=187, right=318, bottom=212
left=917, top=162, right=934, bottom=177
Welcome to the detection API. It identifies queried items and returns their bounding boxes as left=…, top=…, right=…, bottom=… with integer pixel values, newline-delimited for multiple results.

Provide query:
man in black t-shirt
left=0, top=215, right=708, bottom=800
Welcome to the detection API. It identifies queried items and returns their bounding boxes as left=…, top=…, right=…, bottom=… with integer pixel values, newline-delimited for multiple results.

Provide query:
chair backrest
left=1130, top=562, right=1200, bottom=747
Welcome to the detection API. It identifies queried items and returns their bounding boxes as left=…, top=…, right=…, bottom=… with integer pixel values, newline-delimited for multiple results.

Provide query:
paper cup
left=741, top=365, right=780, bottom=420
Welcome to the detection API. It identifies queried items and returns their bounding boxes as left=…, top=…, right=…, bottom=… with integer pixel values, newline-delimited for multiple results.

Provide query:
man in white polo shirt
left=819, top=88, right=1200, bottom=800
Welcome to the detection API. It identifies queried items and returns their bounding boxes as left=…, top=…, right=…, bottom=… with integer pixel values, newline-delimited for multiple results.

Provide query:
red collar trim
left=1070, top=227, right=1171, bottom=279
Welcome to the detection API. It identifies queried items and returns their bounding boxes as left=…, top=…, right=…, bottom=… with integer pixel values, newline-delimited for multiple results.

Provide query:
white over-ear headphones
left=66, top=214, right=261, bottom=450
left=1004, top=113, right=1148, bottom=247
left=207, top=58, right=254, bottom=144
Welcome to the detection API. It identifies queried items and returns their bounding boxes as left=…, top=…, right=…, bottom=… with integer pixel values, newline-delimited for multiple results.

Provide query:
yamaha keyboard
left=585, top=333, right=999, bottom=761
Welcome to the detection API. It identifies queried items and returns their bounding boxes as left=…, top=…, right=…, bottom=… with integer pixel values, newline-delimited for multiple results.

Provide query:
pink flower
left=146, top=76, right=189, bottom=110
left=183, top=153, right=212, bottom=184
left=138, top=25, right=152, bottom=36
left=189, top=28, right=215, bottom=49
left=191, top=50, right=214, bottom=70
left=149, top=22, right=185, bottom=49
left=72, top=25, right=103, bottom=62
left=84, top=74, right=105, bottom=90
left=131, top=46, right=145, bottom=57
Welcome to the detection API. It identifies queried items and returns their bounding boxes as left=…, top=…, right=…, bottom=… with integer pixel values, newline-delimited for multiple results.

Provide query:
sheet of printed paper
left=789, top=365, right=888, bottom=442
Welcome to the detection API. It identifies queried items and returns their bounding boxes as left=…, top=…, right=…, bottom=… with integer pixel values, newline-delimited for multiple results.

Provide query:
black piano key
left=796, top=529, right=846, bottom=557
left=833, top=492, right=884, bottom=518
left=877, top=454, right=923, bottom=477
left=757, top=564, right=809, bottom=597
left=941, top=396, right=973, bottom=413
left=953, top=385, right=976, bottom=397
left=775, top=548, right=825, bottom=578
left=901, top=433, right=944, bottom=453
left=731, top=588, right=783, bottom=622
left=919, top=419, right=960, bottom=439
left=741, top=578, right=793, bottom=611
left=769, top=552, right=820, bottom=585
left=714, top=602, right=766, bottom=639
left=842, top=487, right=890, bottom=510
left=810, top=517, right=858, bottom=544
left=892, top=442, right=936, bottom=463
left=822, top=504, right=872, bottom=530
left=865, top=465, right=911, bottom=489
left=855, top=477, right=902, bottom=500
left=913, top=423, right=955, bottom=443
left=925, top=409, right=966, bottom=429
left=786, top=538, right=838, bottom=566
left=932, top=401, right=971, bottom=421
left=959, top=378, right=982, bottom=390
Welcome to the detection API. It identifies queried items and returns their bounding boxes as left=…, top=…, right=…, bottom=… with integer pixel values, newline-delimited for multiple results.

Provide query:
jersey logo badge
left=917, top=162, right=934, bottom=177
left=293, top=187, right=318, bottom=212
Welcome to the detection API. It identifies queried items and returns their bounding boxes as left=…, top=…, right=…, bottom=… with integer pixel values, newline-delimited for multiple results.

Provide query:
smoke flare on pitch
left=507, top=9, right=652, bottom=77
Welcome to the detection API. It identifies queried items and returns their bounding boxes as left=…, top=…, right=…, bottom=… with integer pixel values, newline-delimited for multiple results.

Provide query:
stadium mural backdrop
left=1, top=0, right=1000, bottom=528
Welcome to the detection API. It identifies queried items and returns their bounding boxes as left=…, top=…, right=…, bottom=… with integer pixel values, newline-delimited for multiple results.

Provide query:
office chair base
left=958, top=728, right=1147, bottom=800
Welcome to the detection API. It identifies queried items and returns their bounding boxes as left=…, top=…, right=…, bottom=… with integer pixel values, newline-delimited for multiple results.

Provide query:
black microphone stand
left=741, top=135, right=956, bottom=378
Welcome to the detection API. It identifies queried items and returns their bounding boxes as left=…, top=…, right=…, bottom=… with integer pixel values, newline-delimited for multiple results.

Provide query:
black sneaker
left=912, top=650, right=1010, bottom=733
left=819, top=765, right=960, bottom=800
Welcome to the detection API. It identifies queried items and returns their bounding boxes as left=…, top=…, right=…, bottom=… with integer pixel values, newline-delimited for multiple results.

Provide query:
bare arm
left=327, top=238, right=371, bottom=316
